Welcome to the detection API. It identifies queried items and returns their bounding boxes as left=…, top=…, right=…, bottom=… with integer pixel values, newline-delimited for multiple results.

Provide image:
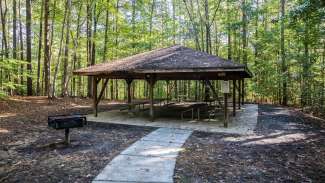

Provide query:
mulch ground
left=0, top=96, right=154, bottom=183
left=174, top=104, right=325, bottom=183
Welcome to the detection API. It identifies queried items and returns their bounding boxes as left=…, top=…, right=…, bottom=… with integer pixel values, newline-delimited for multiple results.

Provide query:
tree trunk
left=204, top=0, right=210, bottom=53
left=52, top=0, right=68, bottom=97
left=36, top=0, right=44, bottom=95
left=12, top=0, right=17, bottom=59
left=183, top=0, right=201, bottom=51
left=242, top=0, right=247, bottom=66
left=12, top=0, right=18, bottom=94
left=87, top=1, right=93, bottom=97
left=91, top=3, right=98, bottom=67
left=71, top=3, right=83, bottom=96
left=43, top=0, right=51, bottom=98
left=301, top=22, right=310, bottom=107
left=62, top=0, right=72, bottom=97
left=0, top=0, right=8, bottom=58
left=18, top=0, right=24, bottom=94
left=131, top=0, right=136, bottom=49
left=103, top=1, right=109, bottom=62
left=172, top=0, right=176, bottom=45
left=26, top=0, right=33, bottom=96
left=49, top=0, right=56, bottom=60
left=321, top=42, right=325, bottom=107
left=227, top=0, right=232, bottom=60
left=114, top=0, right=119, bottom=100
left=149, top=0, right=155, bottom=49
left=280, top=0, right=287, bottom=105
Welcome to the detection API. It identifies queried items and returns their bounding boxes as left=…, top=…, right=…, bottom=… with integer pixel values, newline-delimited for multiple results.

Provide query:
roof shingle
left=73, top=45, right=252, bottom=78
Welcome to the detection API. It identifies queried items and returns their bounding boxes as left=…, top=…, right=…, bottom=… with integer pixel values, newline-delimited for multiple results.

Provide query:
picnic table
left=120, top=98, right=168, bottom=112
left=166, top=102, right=208, bottom=120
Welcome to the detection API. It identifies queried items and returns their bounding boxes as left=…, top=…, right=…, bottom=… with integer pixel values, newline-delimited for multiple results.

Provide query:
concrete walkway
left=93, top=128, right=193, bottom=183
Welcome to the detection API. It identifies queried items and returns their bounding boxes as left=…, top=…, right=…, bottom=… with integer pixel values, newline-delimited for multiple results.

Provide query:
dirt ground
left=2, top=97, right=325, bottom=183
left=0, top=97, right=154, bottom=183
left=174, top=105, right=325, bottom=183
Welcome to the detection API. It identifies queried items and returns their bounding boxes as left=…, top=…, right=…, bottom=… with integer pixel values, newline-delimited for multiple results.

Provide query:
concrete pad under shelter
left=88, top=104, right=258, bottom=135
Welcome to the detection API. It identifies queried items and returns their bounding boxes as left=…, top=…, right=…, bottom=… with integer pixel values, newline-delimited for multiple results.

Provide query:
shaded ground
left=0, top=97, right=154, bottom=183
left=174, top=104, right=325, bottom=182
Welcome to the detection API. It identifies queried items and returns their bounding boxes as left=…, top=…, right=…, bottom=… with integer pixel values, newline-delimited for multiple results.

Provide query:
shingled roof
left=73, top=45, right=252, bottom=80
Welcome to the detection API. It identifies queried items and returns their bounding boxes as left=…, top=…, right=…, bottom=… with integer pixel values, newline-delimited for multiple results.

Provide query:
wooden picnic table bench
left=166, top=102, right=208, bottom=120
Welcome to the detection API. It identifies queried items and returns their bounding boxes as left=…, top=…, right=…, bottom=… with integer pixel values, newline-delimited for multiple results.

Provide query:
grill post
left=65, top=128, right=70, bottom=144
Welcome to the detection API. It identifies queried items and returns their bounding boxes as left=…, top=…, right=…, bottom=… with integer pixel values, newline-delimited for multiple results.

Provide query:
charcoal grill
left=48, top=114, right=87, bottom=144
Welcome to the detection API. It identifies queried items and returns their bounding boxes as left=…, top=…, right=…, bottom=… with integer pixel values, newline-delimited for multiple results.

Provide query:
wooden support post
left=232, top=80, right=236, bottom=116
left=241, top=79, right=245, bottom=105
left=126, top=79, right=133, bottom=113
left=96, top=79, right=109, bottom=106
left=93, top=77, right=99, bottom=117
left=147, top=75, right=156, bottom=121
left=166, top=80, right=170, bottom=104
left=197, top=108, right=200, bottom=120
left=224, top=93, right=228, bottom=128
left=238, top=80, right=241, bottom=109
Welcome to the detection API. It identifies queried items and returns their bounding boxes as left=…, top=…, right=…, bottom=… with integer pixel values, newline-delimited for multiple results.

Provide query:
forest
left=0, top=0, right=324, bottom=113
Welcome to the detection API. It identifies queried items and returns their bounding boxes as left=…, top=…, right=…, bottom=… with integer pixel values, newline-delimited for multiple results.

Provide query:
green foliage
left=0, top=0, right=324, bottom=114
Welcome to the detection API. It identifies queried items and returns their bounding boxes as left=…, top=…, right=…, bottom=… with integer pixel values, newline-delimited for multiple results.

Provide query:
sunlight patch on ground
left=243, top=133, right=308, bottom=145
left=9, top=98, right=31, bottom=102
left=139, top=147, right=185, bottom=157
left=223, top=131, right=311, bottom=145
left=0, top=128, right=10, bottom=133
left=70, top=104, right=92, bottom=108
left=0, top=112, right=17, bottom=118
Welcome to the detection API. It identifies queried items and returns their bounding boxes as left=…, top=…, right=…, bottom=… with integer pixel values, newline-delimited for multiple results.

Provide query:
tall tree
left=0, top=0, right=8, bottom=58
left=36, top=0, right=44, bottom=95
left=131, top=0, right=136, bottom=49
left=12, top=0, right=17, bottom=59
left=280, top=0, right=287, bottom=105
left=148, top=0, right=155, bottom=49
left=62, top=0, right=72, bottom=97
left=12, top=0, right=18, bottom=94
left=26, top=0, right=33, bottom=95
left=114, top=0, right=119, bottom=100
left=18, top=0, right=24, bottom=92
left=86, top=0, right=93, bottom=97
left=102, top=0, right=110, bottom=62
left=71, top=3, right=83, bottom=96
left=227, top=0, right=232, bottom=60
left=52, top=0, right=68, bottom=97
left=241, top=0, right=248, bottom=66
left=43, top=0, right=51, bottom=98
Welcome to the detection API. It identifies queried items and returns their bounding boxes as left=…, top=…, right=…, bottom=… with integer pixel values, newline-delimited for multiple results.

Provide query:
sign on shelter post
left=220, top=80, right=230, bottom=93
left=220, top=80, right=229, bottom=127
